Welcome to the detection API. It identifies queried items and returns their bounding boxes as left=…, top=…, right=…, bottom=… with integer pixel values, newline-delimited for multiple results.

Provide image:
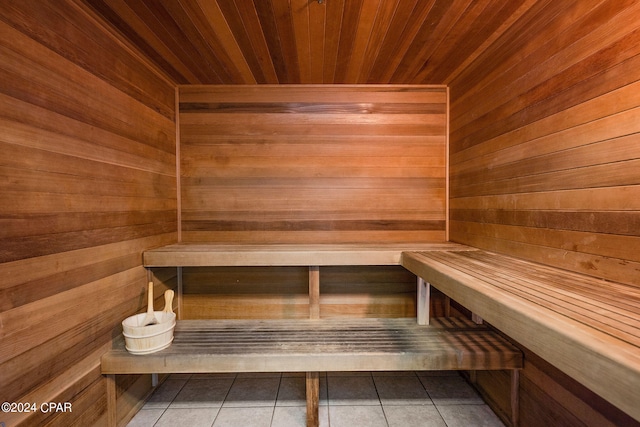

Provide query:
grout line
left=152, top=376, right=189, bottom=427
left=269, top=374, right=283, bottom=427
left=135, top=371, right=505, bottom=427
left=371, top=373, right=390, bottom=427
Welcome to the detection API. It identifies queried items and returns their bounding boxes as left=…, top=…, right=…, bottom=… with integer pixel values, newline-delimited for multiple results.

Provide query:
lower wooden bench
left=102, top=316, right=523, bottom=427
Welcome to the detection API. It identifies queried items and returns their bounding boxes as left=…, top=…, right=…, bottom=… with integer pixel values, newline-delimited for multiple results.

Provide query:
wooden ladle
left=141, top=281, right=158, bottom=326
left=163, top=289, right=174, bottom=314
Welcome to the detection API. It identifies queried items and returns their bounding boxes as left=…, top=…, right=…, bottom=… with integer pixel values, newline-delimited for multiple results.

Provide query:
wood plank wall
left=448, top=1, right=640, bottom=426
left=449, top=0, right=640, bottom=287
left=0, top=1, right=178, bottom=426
left=179, top=85, right=448, bottom=244
left=178, top=85, right=447, bottom=320
left=182, top=265, right=419, bottom=320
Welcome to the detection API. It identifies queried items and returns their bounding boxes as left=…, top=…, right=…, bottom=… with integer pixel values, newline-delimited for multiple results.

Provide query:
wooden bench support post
left=307, top=267, right=320, bottom=426
left=309, top=266, right=320, bottom=320
left=306, top=372, right=320, bottom=427
left=511, top=369, right=520, bottom=427
left=106, top=374, right=116, bottom=427
left=471, top=313, right=483, bottom=324
left=417, top=277, right=430, bottom=325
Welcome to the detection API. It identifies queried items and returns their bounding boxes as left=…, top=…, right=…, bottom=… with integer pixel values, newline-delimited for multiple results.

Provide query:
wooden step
left=102, top=316, right=522, bottom=374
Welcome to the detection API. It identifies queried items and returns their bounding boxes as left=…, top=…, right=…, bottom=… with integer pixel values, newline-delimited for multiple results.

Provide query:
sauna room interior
left=2, top=1, right=639, bottom=426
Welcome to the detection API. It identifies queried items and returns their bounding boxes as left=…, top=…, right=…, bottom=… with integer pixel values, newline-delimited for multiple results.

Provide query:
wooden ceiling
left=83, top=0, right=535, bottom=85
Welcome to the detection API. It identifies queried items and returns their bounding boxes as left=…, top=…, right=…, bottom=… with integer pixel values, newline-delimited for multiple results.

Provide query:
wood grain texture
left=402, top=250, right=640, bottom=422
left=82, top=0, right=536, bottom=86
left=179, top=264, right=418, bottom=320
left=179, top=85, right=447, bottom=244
left=0, top=1, right=177, bottom=425
left=143, top=242, right=471, bottom=266
left=448, top=0, right=640, bottom=287
left=101, top=316, right=523, bottom=374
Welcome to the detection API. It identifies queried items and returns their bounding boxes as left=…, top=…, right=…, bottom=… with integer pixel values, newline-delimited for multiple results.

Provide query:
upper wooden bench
left=401, top=249, right=640, bottom=422
left=142, top=242, right=474, bottom=266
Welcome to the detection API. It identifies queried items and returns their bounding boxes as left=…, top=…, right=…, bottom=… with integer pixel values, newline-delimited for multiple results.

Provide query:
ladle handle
left=147, top=281, right=154, bottom=313
left=163, top=289, right=174, bottom=314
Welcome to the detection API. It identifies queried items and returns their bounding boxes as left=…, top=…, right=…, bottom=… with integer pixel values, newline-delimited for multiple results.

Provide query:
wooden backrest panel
left=448, top=1, right=640, bottom=287
left=179, top=85, right=448, bottom=244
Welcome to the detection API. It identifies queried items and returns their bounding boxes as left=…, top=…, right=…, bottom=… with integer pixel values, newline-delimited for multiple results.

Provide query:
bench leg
left=417, top=277, right=430, bottom=325
left=309, top=266, right=320, bottom=320
left=471, top=312, right=483, bottom=324
left=106, top=374, right=117, bottom=427
left=306, top=372, right=320, bottom=427
left=511, top=370, right=520, bottom=427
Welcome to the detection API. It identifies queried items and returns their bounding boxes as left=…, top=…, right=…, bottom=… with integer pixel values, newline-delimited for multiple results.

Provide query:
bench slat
left=401, top=250, right=640, bottom=422
left=101, top=317, right=522, bottom=374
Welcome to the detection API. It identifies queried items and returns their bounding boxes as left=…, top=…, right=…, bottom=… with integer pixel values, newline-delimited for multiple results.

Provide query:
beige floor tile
left=155, top=407, right=219, bottom=427
left=126, top=408, right=164, bottom=427
left=419, top=375, right=483, bottom=405
left=328, top=405, right=387, bottom=427
left=223, top=377, right=280, bottom=407
left=213, top=406, right=273, bottom=427
left=129, top=371, right=508, bottom=427
left=384, top=405, right=447, bottom=427
left=170, top=378, right=234, bottom=408
left=437, top=404, right=506, bottom=427
left=276, top=376, right=329, bottom=407
left=271, top=406, right=330, bottom=427
left=144, top=379, right=187, bottom=409
left=327, top=374, right=379, bottom=406
left=373, top=375, right=432, bottom=406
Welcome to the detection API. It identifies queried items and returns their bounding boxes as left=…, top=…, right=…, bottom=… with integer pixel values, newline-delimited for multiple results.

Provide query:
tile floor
left=127, top=371, right=505, bottom=427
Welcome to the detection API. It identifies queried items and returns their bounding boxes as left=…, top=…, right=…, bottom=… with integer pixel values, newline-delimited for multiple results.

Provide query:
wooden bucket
left=122, top=311, right=176, bottom=355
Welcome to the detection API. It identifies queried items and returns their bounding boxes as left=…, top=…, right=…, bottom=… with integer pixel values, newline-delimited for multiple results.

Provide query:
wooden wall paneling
left=473, top=344, right=640, bottom=427
left=181, top=266, right=309, bottom=319
left=449, top=0, right=592, bottom=124
left=0, top=1, right=177, bottom=425
left=179, top=85, right=447, bottom=244
left=320, top=266, right=417, bottom=318
left=451, top=0, right=640, bottom=150
left=449, top=0, right=640, bottom=286
left=181, top=265, right=424, bottom=321
left=1, top=344, right=109, bottom=426
left=85, top=0, right=202, bottom=84
left=0, top=0, right=175, bottom=118
left=448, top=0, right=640, bottom=423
